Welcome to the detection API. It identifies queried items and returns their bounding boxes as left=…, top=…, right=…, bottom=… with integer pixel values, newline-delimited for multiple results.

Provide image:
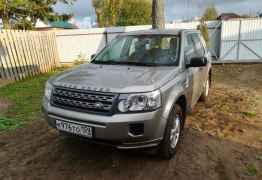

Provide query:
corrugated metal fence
left=0, top=30, right=60, bottom=81
left=220, top=18, right=262, bottom=62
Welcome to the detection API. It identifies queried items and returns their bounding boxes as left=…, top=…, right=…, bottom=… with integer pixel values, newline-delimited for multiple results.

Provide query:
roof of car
left=121, top=29, right=199, bottom=36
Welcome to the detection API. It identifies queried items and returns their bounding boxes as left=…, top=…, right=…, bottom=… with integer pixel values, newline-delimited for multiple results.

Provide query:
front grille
left=51, top=87, right=118, bottom=115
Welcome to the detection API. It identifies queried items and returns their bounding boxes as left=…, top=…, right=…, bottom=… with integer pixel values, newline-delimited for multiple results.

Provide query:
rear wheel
left=158, top=104, right=184, bottom=159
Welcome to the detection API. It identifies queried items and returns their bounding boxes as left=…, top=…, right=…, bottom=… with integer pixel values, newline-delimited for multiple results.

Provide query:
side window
left=184, top=34, right=196, bottom=61
left=129, top=38, right=138, bottom=55
left=96, top=38, right=127, bottom=61
left=184, top=34, right=194, bottom=53
left=191, top=34, right=205, bottom=57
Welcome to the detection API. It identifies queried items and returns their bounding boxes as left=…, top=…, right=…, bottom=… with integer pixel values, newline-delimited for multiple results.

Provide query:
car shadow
left=49, top=127, right=261, bottom=180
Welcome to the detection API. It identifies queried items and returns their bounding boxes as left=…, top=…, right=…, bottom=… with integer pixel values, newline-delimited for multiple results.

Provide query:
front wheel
left=158, top=104, right=184, bottom=159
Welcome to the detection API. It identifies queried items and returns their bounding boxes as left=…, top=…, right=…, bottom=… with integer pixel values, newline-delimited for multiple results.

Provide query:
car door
left=184, top=33, right=202, bottom=107
left=191, top=33, right=209, bottom=91
left=199, top=34, right=211, bottom=83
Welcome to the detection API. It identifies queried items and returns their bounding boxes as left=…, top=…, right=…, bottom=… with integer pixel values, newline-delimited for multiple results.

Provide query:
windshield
left=92, top=35, right=180, bottom=66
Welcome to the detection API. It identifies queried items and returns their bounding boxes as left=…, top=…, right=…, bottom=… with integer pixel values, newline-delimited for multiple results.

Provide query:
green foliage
left=197, top=20, right=210, bottom=47
left=246, top=164, right=258, bottom=176
left=13, top=18, right=34, bottom=30
left=92, top=0, right=152, bottom=27
left=202, top=5, right=218, bottom=21
left=92, top=0, right=118, bottom=27
left=242, top=111, right=257, bottom=118
left=117, top=0, right=152, bottom=26
left=0, top=0, right=75, bottom=30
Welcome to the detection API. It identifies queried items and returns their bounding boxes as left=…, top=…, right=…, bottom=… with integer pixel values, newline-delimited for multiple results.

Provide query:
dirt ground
left=0, top=64, right=261, bottom=180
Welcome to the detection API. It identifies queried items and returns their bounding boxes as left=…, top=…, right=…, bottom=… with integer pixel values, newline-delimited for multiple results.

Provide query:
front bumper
left=42, top=98, right=166, bottom=149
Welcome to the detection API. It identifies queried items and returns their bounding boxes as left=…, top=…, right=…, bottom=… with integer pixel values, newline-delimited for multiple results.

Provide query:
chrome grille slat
left=51, top=87, right=117, bottom=114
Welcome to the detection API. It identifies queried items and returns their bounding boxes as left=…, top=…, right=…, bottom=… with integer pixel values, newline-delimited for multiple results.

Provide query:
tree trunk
left=152, top=0, right=165, bottom=29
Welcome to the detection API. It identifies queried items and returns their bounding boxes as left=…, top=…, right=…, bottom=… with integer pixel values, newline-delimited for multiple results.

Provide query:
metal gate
left=220, top=19, right=262, bottom=62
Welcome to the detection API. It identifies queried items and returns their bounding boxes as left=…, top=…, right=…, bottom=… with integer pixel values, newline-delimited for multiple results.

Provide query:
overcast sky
left=54, top=0, right=262, bottom=23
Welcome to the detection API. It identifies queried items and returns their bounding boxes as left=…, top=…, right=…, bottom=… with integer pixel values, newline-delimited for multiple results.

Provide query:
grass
left=246, top=163, right=258, bottom=176
left=0, top=70, right=64, bottom=131
left=241, top=111, right=257, bottom=118
left=0, top=116, right=23, bottom=131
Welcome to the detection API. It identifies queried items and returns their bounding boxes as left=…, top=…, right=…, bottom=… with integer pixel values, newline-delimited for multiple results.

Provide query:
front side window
left=184, top=34, right=196, bottom=62
left=92, top=35, right=180, bottom=66
left=191, top=34, right=205, bottom=57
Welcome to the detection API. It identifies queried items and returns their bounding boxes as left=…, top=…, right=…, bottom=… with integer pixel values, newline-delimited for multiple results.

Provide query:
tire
left=158, top=104, right=185, bottom=159
left=199, top=77, right=210, bottom=102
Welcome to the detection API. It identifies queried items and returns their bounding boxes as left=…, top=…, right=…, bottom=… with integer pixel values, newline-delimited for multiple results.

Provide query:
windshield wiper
left=91, top=60, right=120, bottom=65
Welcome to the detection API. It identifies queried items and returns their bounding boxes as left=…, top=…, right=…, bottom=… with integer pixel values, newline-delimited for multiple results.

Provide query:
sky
left=54, top=0, right=262, bottom=27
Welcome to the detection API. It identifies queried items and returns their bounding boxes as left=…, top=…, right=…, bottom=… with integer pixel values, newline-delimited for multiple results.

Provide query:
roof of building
left=218, top=13, right=241, bottom=20
left=49, top=21, right=77, bottom=29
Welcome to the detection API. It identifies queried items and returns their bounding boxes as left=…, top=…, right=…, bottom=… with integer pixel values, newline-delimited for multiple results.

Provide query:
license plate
left=56, top=120, right=93, bottom=138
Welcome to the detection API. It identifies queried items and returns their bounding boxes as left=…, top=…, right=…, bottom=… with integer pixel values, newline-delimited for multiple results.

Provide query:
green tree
left=117, top=0, right=151, bottom=26
left=202, top=5, right=218, bottom=21
left=197, top=20, right=210, bottom=47
left=102, top=0, right=122, bottom=26
left=92, top=0, right=104, bottom=27
left=92, top=0, right=122, bottom=27
left=0, top=0, right=75, bottom=30
left=92, top=0, right=151, bottom=27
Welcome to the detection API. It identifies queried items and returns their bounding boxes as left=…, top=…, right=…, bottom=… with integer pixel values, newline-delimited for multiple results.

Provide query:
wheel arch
left=162, top=93, right=187, bottom=129
left=174, top=95, right=187, bottom=128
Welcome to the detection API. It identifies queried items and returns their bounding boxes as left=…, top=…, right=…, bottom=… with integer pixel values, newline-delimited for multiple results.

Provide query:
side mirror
left=91, top=54, right=96, bottom=60
left=186, top=57, right=207, bottom=68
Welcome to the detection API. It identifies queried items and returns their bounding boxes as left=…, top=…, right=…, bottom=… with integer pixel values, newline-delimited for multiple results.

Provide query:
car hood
left=51, top=63, right=180, bottom=93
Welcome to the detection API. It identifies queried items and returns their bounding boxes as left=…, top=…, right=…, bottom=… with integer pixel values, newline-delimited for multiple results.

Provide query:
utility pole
left=152, top=0, right=165, bottom=29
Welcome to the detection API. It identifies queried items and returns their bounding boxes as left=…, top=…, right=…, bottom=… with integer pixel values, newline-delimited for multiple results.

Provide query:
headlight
left=118, top=90, right=161, bottom=113
left=44, top=82, right=53, bottom=101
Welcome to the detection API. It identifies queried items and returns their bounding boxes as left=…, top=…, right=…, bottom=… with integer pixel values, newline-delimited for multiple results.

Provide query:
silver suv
left=42, top=29, right=212, bottom=159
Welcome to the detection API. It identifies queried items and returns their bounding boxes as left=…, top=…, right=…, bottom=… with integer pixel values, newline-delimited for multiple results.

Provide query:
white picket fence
left=0, top=30, right=60, bottom=81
